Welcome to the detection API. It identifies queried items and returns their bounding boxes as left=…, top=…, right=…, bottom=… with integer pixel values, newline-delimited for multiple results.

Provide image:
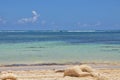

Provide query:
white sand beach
left=0, top=64, right=120, bottom=80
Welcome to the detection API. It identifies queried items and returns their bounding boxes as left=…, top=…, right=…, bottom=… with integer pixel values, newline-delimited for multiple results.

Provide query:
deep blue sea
left=0, top=31, right=120, bottom=64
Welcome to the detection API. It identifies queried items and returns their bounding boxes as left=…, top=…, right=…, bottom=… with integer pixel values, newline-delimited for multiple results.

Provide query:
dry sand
left=0, top=64, right=120, bottom=80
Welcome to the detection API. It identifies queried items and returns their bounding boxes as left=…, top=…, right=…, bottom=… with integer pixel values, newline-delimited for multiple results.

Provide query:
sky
left=0, top=0, right=120, bottom=30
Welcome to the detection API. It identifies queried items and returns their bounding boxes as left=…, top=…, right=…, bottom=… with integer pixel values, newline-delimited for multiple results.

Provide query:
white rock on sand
left=0, top=72, right=17, bottom=80
left=64, top=65, right=109, bottom=80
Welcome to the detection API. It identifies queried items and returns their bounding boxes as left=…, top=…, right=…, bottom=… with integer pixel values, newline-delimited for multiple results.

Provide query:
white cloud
left=41, top=20, right=46, bottom=25
left=114, top=24, right=120, bottom=27
left=32, top=11, right=38, bottom=16
left=18, top=10, right=40, bottom=23
left=51, top=22, right=55, bottom=25
left=0, top=17, right=6, bottom=24
left=94, top=22, right=101, bottom=26
left=77, top=22, right=101, bottom=27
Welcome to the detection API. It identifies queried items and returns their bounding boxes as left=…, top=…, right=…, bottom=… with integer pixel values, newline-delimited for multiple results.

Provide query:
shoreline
left=0, top=62, right=120, bottom=71
left=1, top=62, right=120, bottom=67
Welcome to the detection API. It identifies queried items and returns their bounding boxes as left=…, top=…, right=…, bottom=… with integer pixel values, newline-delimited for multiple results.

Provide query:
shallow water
left=0, top=31, right=120, bottom=64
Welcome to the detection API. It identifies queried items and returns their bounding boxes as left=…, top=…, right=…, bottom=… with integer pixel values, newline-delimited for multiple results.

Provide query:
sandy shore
left=0, top=64, right=120, bottom=80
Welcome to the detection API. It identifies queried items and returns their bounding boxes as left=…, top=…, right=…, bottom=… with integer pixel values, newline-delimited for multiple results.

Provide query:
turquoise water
left=0, top=31, right=120, bottom=64
left=0, top=41, right=120, bottom=64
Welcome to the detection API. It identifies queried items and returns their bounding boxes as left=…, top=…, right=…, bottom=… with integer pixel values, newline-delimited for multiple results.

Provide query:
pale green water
left=0, top=41, right=120, bottom=64
left=0, top=31, right=120, bottom=65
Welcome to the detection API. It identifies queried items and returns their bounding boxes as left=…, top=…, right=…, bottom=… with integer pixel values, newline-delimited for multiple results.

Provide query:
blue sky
left=0, top=0, right=120, bottom=30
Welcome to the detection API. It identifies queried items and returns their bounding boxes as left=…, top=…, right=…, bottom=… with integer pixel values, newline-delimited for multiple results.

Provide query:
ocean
left=0, top=30, right=120, bottom=65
